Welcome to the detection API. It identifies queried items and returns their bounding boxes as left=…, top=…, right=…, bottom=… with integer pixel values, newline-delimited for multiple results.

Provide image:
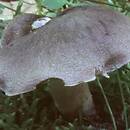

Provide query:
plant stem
left=116, top=71, right=128, bottom=130
left=96, top=77, right=117, bottom=130
left=35, top=0, right=44, bottom=15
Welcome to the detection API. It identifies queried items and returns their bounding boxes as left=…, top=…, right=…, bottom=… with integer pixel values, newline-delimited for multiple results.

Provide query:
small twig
left=96, top=77, right=117, bottom=130
left=0, top=3, right=16, bottom=12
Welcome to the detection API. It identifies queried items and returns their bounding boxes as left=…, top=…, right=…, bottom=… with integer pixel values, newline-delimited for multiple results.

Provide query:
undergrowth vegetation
left=0, top=0, right=130, bottom=130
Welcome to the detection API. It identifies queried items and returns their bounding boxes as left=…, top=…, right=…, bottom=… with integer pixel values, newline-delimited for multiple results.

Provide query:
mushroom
left=0, top=12, right=95, bottom=117
left=1, top=5, right=130, bottom=116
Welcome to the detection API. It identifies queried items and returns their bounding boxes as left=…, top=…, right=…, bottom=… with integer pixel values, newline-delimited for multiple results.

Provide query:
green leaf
left=46, top=12, right=57, bottom=17
left=0, top=3, right=5, bottom=14
left=127, top=63, right=130, bottom=69
left=0, top=3, right=5, bottom=9
left=43, top=0, right=68, bottom=10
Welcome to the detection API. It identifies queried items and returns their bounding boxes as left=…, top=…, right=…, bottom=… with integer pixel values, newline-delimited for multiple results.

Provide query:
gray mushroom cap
left=0, top=6, right=130, bottom=96
left=1, top=13, right=40, bottom=46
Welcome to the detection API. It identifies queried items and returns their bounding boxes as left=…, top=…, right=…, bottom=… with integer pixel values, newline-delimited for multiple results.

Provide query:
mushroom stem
left=48, top=79, right=95, bottom=118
